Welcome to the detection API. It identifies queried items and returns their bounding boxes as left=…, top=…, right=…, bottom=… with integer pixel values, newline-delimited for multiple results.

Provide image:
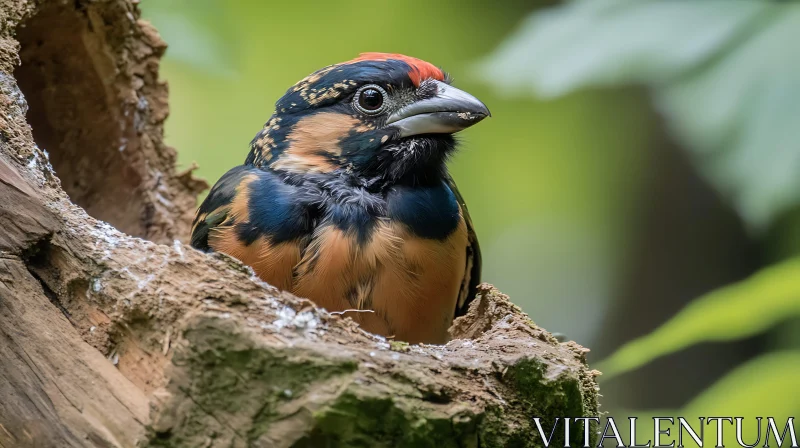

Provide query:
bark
left=0, top=1, right=601, bottom=447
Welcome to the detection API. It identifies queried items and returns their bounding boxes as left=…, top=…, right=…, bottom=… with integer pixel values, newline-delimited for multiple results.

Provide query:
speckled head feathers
left=245, top=53, right=486, bottom=185
left=346, top=53, right=446, bottom=87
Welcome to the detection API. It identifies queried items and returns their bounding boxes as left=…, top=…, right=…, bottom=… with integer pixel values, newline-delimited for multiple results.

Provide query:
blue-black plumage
left=192, top=53, right=487, bottom=343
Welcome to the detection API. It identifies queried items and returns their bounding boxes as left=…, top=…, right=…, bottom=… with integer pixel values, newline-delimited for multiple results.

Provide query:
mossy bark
left=0, top=1, right=601, bottom=447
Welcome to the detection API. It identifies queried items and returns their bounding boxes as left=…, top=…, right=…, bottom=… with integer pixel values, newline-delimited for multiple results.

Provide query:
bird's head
left=246, top=53, right=489, bottom=186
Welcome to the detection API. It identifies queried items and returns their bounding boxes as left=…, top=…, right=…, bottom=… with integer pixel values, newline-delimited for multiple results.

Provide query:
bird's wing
left=190, top=165, right=253, bottom=251
left=447, top=174, right=482, bottom=318
left=191, top=165, right=313, bottom=291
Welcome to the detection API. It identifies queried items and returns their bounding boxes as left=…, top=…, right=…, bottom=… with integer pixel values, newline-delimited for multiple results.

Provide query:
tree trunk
left=0, top=1, right=600, bottom=447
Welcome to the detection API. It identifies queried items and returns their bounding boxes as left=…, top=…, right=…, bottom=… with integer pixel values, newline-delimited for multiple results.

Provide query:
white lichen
left=155, top=192, right=172, bottom=207
left=172, top=239, right=184, bottom=261
left=544, top=364, right=568, bottom=381
left=272, top=305, right=321, bottom=332
left=27, top=151, right=39, bottom=169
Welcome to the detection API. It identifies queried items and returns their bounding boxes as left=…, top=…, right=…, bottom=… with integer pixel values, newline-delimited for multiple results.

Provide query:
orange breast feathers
left=292, top=216, right=469, bottom=344
left=210, top=208, right=469, bottom=344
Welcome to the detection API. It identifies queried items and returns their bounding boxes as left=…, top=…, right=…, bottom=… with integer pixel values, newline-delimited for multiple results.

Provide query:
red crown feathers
left=347, top=53, right=445, bottom=87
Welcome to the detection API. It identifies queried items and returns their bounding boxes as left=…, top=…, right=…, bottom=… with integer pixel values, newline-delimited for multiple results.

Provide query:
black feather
left=191, top=165, right=253, bottom=251
left=447, top=174, right=482, bottom=318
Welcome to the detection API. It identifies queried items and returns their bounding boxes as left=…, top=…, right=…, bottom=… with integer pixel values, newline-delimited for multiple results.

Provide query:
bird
left=190, top=53, right=488, bottom=344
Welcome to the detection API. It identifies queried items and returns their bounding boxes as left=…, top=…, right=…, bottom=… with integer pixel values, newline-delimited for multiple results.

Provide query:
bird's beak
left=386, top=80, right=490, bottom=138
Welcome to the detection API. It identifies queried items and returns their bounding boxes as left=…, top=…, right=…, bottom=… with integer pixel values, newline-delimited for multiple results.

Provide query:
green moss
left=481, top=357, right=590, bottom=448
left=389, top=341, right=410, bottom=352
left=293, top=391, right=480, bottom=448
left=146, top=318, right=358, bottom=446
left=480, top=405, right=536, bottom=448
left=146, top=318, right=599, bottom=448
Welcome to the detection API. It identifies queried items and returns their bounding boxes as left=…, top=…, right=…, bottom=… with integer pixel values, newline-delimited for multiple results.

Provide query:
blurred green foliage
left=477, top=0, right=800, bottom=434
left=620, top=352, right=800, bottom=447
left=478, top=0, right=800, bottom=232
left=599, top=258, right=800, bottom=379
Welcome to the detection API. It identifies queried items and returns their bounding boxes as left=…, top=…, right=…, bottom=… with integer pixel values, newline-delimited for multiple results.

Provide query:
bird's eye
left=354, top=85, right=387, bottom=115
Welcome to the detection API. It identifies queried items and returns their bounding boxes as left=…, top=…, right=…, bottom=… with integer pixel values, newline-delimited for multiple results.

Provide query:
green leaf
left=477, top=0, right=769, bottom=97
left=596, top=258, right=800, bottom=379
left=477, top=0, right=800, bottom=230
left=680, top=352, right=800, bottom=448
left=683, top=351, right=800, bottom=416
left=656, top=9, right=800, bottom=230
left=609, top=353, right=800, bottom=448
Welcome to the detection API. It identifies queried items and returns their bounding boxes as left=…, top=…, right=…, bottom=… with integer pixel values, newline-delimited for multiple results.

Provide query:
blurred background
left=141, top=0, right=800, bottom=438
